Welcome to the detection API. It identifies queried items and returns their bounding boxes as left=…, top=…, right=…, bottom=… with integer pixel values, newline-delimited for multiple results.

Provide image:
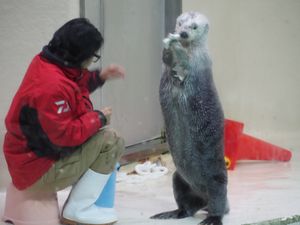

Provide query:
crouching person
left=3, top=18, right=125, bottom=225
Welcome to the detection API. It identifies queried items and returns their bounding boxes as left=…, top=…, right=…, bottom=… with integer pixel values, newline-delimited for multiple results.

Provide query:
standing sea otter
left=151, top=12, right=229, bottom=225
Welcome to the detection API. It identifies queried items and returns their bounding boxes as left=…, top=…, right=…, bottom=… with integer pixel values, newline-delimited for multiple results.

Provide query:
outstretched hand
left=100, top=64, right=125, bottom=81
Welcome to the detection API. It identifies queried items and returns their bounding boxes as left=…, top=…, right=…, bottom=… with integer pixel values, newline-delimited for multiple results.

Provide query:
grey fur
left=151, top=12, right=229, bottom=225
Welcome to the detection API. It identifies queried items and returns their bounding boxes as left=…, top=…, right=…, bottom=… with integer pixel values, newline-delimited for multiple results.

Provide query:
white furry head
left=175, top=12, right=209, bottom=47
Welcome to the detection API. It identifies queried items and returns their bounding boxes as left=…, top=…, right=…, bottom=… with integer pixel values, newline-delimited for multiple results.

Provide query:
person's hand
left=101, top=107, right=112, bottom=125
left=100, top=64, right=125, bottom=81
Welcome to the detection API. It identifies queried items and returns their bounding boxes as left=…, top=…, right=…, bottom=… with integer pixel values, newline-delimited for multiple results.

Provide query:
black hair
left=47, top=18, right=103, bottom=67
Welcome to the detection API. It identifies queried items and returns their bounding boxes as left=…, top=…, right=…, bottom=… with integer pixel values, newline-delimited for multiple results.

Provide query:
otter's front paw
left=162, top=48, right=174, bottom=66
left=199, top=216, right=222, bottom=225
left=163, top=37, right=172, bottom=49
left=163, top=33, right=180, bottom=49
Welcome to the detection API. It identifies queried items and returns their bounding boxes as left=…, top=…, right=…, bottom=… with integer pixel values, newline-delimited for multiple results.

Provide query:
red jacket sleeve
left=77, top=69, right=105, bottom=93
left=35, top=85, right=102, bottom=147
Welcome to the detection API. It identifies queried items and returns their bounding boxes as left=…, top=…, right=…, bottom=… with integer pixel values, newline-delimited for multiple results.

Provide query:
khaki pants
left=28, top=129, right=125, bottom=193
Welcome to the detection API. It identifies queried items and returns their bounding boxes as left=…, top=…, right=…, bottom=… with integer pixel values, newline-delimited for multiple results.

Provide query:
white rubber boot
left=61, top=169, right=117, bottom=225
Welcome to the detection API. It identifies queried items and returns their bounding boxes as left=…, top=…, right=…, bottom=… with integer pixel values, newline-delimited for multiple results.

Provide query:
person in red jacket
left=3, top=18, right=125, bottom=225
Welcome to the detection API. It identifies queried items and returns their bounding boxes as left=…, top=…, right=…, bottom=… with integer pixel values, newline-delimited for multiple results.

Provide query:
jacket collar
left=40, top=46, right=83, bottom=81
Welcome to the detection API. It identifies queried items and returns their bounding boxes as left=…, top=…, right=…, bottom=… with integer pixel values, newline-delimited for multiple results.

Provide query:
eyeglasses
left=93, top=53, right=101, bottom=63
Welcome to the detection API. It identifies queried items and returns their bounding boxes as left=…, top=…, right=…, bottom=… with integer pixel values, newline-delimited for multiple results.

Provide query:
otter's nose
left=180, top=32, right=189, bottom=39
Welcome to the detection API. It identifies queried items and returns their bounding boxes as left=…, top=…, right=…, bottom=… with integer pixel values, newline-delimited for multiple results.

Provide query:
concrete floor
left=1, top=150, right=300, bottom=225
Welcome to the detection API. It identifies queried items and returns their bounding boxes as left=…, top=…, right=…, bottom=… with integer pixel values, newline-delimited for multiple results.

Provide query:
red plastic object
left=224, top=119, right=292, bottom=170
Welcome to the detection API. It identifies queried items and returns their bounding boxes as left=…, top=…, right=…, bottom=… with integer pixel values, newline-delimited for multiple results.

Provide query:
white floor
left=1, top=150, right=300, bottom=225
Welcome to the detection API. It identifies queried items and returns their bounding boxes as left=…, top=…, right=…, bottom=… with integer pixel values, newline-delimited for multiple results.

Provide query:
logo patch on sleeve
left=55, top=100, right=70, bottom=114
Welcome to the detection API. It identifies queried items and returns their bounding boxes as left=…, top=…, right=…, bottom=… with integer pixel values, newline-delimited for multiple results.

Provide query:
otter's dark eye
left=178, top=22, right=182, bottom=27
left=192, top=24, right=198, bottom=30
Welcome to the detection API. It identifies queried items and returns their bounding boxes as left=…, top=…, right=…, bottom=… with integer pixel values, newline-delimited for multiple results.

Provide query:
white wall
left=99, top=0, right=165, bottom=146
left=83, top=0, right=165, bottom=147
left=0, top=0, right=80, bottom=189
left=182, top=0, right=300, bottom=150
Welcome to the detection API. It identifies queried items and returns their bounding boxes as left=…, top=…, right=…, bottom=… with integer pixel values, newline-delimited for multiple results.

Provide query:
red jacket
left=4, top=48, right=105, bottom=190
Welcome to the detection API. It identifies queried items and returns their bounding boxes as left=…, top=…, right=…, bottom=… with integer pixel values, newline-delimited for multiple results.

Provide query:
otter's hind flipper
left=150, top=209, right=189, bottom=219
left=173, top=172, right=207, bottom=214
left=199, top=216, right=222, bottom=225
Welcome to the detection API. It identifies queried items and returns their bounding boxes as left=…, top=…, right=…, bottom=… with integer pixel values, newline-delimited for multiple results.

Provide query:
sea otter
left=151, top=12, right=229, bottom=225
